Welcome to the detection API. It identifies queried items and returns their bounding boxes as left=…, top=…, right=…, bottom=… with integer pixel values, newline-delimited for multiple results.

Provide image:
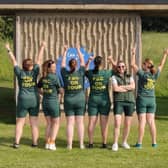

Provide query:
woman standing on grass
left=111, top=60, right=135, bottom=151
left=61, top=45, right=85, bottom=150
left=5, top=42, right=46, bottom=148
left=38, top=59, right=63, bottom=150
left=131, top=48, right=168, bottom=148
left=85, top=56, right=115, bottom=148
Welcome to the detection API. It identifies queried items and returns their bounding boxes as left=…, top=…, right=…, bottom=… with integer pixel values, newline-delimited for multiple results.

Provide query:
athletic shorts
left=113, top=101, right=135, bottom=116
left=42, top=99, right=60, bottom=118
left=16, top=95, right=39, bottom=118
left=64, top=92, right=85, bottom=116
left=88, top=94, right=111, bottom=116
left=136, top=96, right=156, bottom=114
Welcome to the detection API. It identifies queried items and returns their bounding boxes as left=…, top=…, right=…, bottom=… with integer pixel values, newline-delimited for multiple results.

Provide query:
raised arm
left=5, top=43, right=17, bottom=66
left=76, top=45, right=85, bottom=67
left=85, top=56, right=95, bottom=70
left=107, top=56, right=117, bottom=68
left=131, top=47, right=139, bottom=73
left=61, top=45, right=68, bottom=68
left=36, top=41, right=46, bottom=65
left=158, top=49, right=168, bottom=72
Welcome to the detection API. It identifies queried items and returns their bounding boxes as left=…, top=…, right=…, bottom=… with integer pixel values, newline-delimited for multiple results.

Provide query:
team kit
left=5, top=42, right=168, bottom=151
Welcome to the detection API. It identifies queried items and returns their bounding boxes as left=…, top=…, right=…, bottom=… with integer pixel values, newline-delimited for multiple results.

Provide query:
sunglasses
left=117, top=65, right=125, bottom=69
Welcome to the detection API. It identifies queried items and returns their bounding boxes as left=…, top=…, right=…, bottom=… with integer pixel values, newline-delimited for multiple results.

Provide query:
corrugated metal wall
left=16, top=13, right=141, bottom=71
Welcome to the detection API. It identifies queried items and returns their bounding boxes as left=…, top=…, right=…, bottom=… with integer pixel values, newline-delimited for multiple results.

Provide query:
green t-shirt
left=85, top=69, right=113, bottom=95
left=137, top=69, right=160, bottom=97
left=61, top=66, right=85, bottom=94
left=38, top=73, right=61, bottom=99
left=14, top=64, right=39, bottom=96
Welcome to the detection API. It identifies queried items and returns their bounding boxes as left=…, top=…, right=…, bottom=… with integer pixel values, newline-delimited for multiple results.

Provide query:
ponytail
left=93, top=56, right=102, bottom=73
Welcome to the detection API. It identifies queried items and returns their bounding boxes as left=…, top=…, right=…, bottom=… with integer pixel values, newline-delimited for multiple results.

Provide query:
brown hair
left=42, top=60, right=49, bottom=77
left=69, top=58, right=77, bottom=73
left=144, top=58, right=156, bottom=75
left=115, top=60, right=127, bottom=74
left=22, top=58, right=33, bottom=71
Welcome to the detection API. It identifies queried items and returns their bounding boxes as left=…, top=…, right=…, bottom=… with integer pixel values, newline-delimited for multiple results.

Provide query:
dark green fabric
left=85, top=69, right=113, bottom=95
left=61, top=66, right=85, bottom=94
left=113, top=74, right=135, bottom=103
left=137, top=69, right=160, bottom=97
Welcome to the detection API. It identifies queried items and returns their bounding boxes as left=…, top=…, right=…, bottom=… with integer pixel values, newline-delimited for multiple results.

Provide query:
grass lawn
left=0, top=32, right=168, bottom=168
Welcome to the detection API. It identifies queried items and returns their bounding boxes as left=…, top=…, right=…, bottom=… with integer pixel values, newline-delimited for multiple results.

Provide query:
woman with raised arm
left=85, top=56, right=114, bottom=148
left=38, top=59, right=63, bottom=150
left=61, top=45, right=85, bottom=150
left=111, top=60, right=135, bottom=151
left=131, top=48, right=168, bottom=148
left=5, top=42, right=46, bottom=148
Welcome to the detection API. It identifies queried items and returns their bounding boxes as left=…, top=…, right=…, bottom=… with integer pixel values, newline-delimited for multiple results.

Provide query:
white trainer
left=122, top=142, right=130, bottom=149
left=112, top=143, right=118, bottom=151
left=49, top=143, right=56, bottom=151
left=45, top=143, right=50, bottom=150
left=67, top=145, right=72, bottom=150
left=80, top=144, right=85, bottom=149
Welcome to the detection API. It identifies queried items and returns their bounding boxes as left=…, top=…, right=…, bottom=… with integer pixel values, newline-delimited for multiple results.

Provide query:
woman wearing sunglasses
left=111, top=61, right=135, bottom=151
left=38, top=59, right=62, bottom=150
left=131, top=48, right=168, bottom=148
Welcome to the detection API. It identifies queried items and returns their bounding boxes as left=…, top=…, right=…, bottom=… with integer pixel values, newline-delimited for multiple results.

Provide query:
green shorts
left=113, top=101, right=135, bottom=116
left=64, top=92, right=85, bottom=116
left=136, top=96, right=156, bottom=114
left=88, top=94, right=111, bottom=116
left=16, top=95, right=39, bottom=118
left=42, top=99, right=60, bottom=118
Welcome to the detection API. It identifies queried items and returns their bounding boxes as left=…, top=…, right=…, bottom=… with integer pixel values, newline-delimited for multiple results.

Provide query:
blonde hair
left=144, top=58, right=156, bottom=74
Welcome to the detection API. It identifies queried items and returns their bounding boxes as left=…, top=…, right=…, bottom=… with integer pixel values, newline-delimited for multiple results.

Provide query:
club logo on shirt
left=144, top=78, right=155, bottom=90
left=67, top=76, right=82, bottom=90
left=92, top=76, right=106, bottom=91
left=42, top=79, right=53, bottom=94
left=22, top=76, right=35, bottom=88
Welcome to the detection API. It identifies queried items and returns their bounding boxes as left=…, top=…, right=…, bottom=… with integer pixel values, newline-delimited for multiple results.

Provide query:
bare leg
left=66, top=116, right=75, bottom=149
left=76, top=116, right=85, bottom=148
left=45, top=116, right=51, bottom=143
left=113, top=115, right=122, bottom=144
left=100, top=115, right=109, bottom=144
left=50, top=117, right=60, bottom=143
left=29, top=116, right=39, bottom=145
left=88, top=116, right=98, bottom=144
left=122, top=116, right=132, bottom=143
left=15, top=117, right=26, bottom=144
left=137, top=113, right=146, bottom=144
left=146, top=113, right=157, bottom=144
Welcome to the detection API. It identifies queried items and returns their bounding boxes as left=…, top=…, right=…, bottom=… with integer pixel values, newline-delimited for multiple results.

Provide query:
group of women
left=5, top=42, right=168, bottom=151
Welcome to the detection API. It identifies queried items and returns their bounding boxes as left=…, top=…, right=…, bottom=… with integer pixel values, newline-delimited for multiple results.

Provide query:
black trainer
left=87, top=143, right=93, bottom=148
left=31, top=144, right=38, bottom=148
left=100, top=143, right=107, bottom=149
left=13, top=143, right=20, bottom=149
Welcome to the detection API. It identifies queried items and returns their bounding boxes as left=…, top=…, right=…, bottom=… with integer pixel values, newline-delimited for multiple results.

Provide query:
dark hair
left=93, top=56, right=102, bottom=73
left=42, top=60, right=49, bottom=77
left=144, top=58, right=156, bottom=75
left=47, top=59, right=55, bottom=68
left=22, top=58, right=33, bottom=71
left=69, top=59, right=77, bottom=73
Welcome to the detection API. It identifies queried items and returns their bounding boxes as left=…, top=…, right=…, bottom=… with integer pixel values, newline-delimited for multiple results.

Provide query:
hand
left=63, top=45, right=68, bottom=51
left=5, top=43, right=10, bottom=50
left=76, top=44, right=80, bottom=51
left=131, top=47, right=136, bottom=55
left=88, top=56, right=94, bottom=62
left=41, top=41, right=46, bottom=47
left=163, top=48, right=168, bottom=55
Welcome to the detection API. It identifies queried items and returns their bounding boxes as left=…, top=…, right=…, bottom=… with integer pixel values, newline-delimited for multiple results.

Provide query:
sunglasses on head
left=48, top=60, right=55, bottom=68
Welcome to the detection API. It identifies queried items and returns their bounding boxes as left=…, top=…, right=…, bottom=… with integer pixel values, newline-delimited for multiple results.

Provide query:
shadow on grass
left=0, top=87, right=15, bottom=124
left=156, top=97, right=168, bottom=120
left=0, top=136, right=97, bottom=149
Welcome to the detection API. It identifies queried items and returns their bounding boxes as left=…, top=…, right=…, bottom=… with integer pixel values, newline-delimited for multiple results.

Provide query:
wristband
left=7, top=49, right=11, bottom=53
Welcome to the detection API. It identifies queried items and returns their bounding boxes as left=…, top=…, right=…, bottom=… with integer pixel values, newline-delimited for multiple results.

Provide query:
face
left=142, top=61, right=149, bottom=71
left=117, top=62, right=126, bottom=74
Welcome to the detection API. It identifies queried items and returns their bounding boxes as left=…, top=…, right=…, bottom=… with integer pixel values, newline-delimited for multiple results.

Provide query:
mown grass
left=0, top=33, right=168, bottom=168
